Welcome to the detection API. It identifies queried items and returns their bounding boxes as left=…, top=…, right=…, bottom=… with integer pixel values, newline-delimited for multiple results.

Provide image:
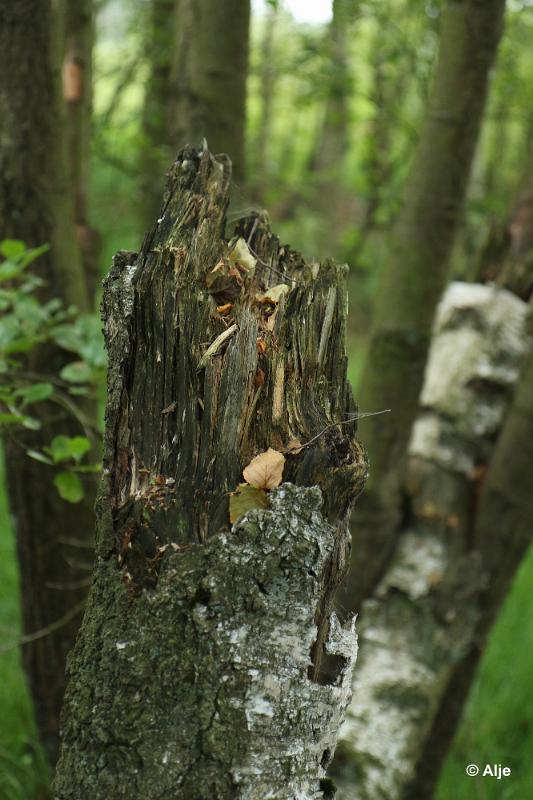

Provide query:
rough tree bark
left=53, top=145, right=367, bottom=798
left=0, top=0, right=95, bottom=763
left=332, top=280, right=532, bottom=799
left=342, top=0, right=507, bottom=611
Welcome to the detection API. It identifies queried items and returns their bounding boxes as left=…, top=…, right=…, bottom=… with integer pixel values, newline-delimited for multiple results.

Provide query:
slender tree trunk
left=140, top=0, right=250, bottom=223
left=169, top=0, right=250, bottom=186
left=63, top=0, right=100, bottom=300
left=0, top=0, right=96, bottom=764
left=139, top=0, right=177, bottom=228
left=251, top=1, right=279, bottom=203
left=308, top=0, right=356, bottom=252
left=342, top=0, right=507, bottom=610
left=333, top=280, right=532, bottom=799
left=311, top=0, right=352, bottom=176
left=53, top=145, right=367, bottom=798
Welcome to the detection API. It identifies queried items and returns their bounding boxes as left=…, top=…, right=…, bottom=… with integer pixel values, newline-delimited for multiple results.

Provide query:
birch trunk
left=333, top=281, right=532, bottom=799
left=53, top=145, right=367, bottom=798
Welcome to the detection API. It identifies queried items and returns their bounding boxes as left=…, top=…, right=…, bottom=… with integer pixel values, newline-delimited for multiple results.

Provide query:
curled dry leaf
left=255, top=284, right=290, bottom=305
left=285, top=438, right=304, bottom=455
left=243, top=447, right=285, bottom=490
left=256, top=338, right=268, bottom=354
left=229, top=483, right=269, bottom=524
left=228, top=237, right=256, bottom=273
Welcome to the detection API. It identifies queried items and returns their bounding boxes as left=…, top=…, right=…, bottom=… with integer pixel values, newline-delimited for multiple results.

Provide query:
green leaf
left=0, top=261, right=23, bottom=282
left=73, top=462, right=101, bottom=473
left=15, top=382, right=54, bottom=406
left=22, top=416, right=41, bottom=430
left=68, top=385, right=90, bottom=396
left=229, top=483, right=269, bottom=524
left=18, top=243, right=49, bottom=268
left=0, top=412, right=25, bottom=427
left=53, top=471, right=84, bottom=503
left=26, top=449, right=54, bottom=465
left=60, top=360, right=92, bottom=383
left=47, top=435, right=91, bottom=464
left=0, top=239, right=26, bottom=259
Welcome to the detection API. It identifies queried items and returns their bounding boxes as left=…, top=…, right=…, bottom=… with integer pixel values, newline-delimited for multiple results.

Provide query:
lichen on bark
left=54, top=145, right=366, bottom=797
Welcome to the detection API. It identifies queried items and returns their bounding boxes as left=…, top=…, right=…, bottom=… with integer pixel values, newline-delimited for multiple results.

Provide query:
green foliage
left=0, top=240, right=104, bottom=503
left=0, top=452, right=51, bottom=800
left=53, top=471, right=84, bottom=504
left=437, top=546, right=533, bottom=799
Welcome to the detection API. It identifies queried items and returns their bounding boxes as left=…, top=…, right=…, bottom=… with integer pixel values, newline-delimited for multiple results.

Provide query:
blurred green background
left=1, top=0, right=533, bottom=797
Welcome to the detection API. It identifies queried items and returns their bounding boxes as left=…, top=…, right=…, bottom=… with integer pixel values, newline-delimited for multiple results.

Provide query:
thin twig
left=0, top=600, right=86, bottom=655
left=247, top=243, right=297, bottom=284
left=286, top=409, right=391, bottom=453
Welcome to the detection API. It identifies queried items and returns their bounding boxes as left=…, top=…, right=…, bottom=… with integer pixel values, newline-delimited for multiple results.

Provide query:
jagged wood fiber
left=53, top=146, right=367, bottom=798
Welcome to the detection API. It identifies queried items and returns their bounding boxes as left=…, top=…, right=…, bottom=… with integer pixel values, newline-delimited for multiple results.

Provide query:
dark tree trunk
left=53, top=145, right=367, bottom=798
left=169, top=0, right=250, bottom=184
left=63, top=0, right=100, bottom=299
left=139, top=0, right=178, bottom=228
left=0, top=0, right=96, bottom=764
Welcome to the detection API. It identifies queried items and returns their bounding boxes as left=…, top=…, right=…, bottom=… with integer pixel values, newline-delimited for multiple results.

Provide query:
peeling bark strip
left=333, top=283, right=531, bottom=800
left=54, top=146, right=367, bottom=798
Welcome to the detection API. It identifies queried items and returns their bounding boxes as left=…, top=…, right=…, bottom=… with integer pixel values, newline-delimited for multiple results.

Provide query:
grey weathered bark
left=170, top=0, right=250, bottom=184
left=343, top=0, right=507, bottom=611
left=53, top=145, right=367, bottom=797
left=0, top=0, right=95, bottom=763
left=333, top=281, right=532, bottom=799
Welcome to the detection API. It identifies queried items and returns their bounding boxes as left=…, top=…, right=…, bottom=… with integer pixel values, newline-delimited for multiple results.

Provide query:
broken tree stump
left=53, top=145, right=367, bottom=799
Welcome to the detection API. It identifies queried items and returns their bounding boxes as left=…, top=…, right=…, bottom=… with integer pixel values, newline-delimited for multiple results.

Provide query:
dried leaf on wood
left=229, top=483, right=269, bottom=523
left=285, top=438, right=304, bottom=455
left=228, top=237, right=256, bottom=273
left=243, top=448, right=285, bottom=490
left=255, top=284, right=290, bottom=305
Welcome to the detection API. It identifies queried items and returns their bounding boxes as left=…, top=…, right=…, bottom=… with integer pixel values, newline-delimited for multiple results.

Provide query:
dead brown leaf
left=255, top=284, right=290, bottom=304
left=243, top=448, right=285, bottom=490
left=285, top=438, right=303, bottom=455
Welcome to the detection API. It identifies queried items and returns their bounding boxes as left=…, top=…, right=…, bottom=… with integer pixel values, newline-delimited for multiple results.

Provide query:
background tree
left=342, top=0, right=508, bottom=609
left=0, top=0, right=97, bottom=765
left=63, top=0, right=100, bottom=298
left=140, top=0, right=251, bottom=222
